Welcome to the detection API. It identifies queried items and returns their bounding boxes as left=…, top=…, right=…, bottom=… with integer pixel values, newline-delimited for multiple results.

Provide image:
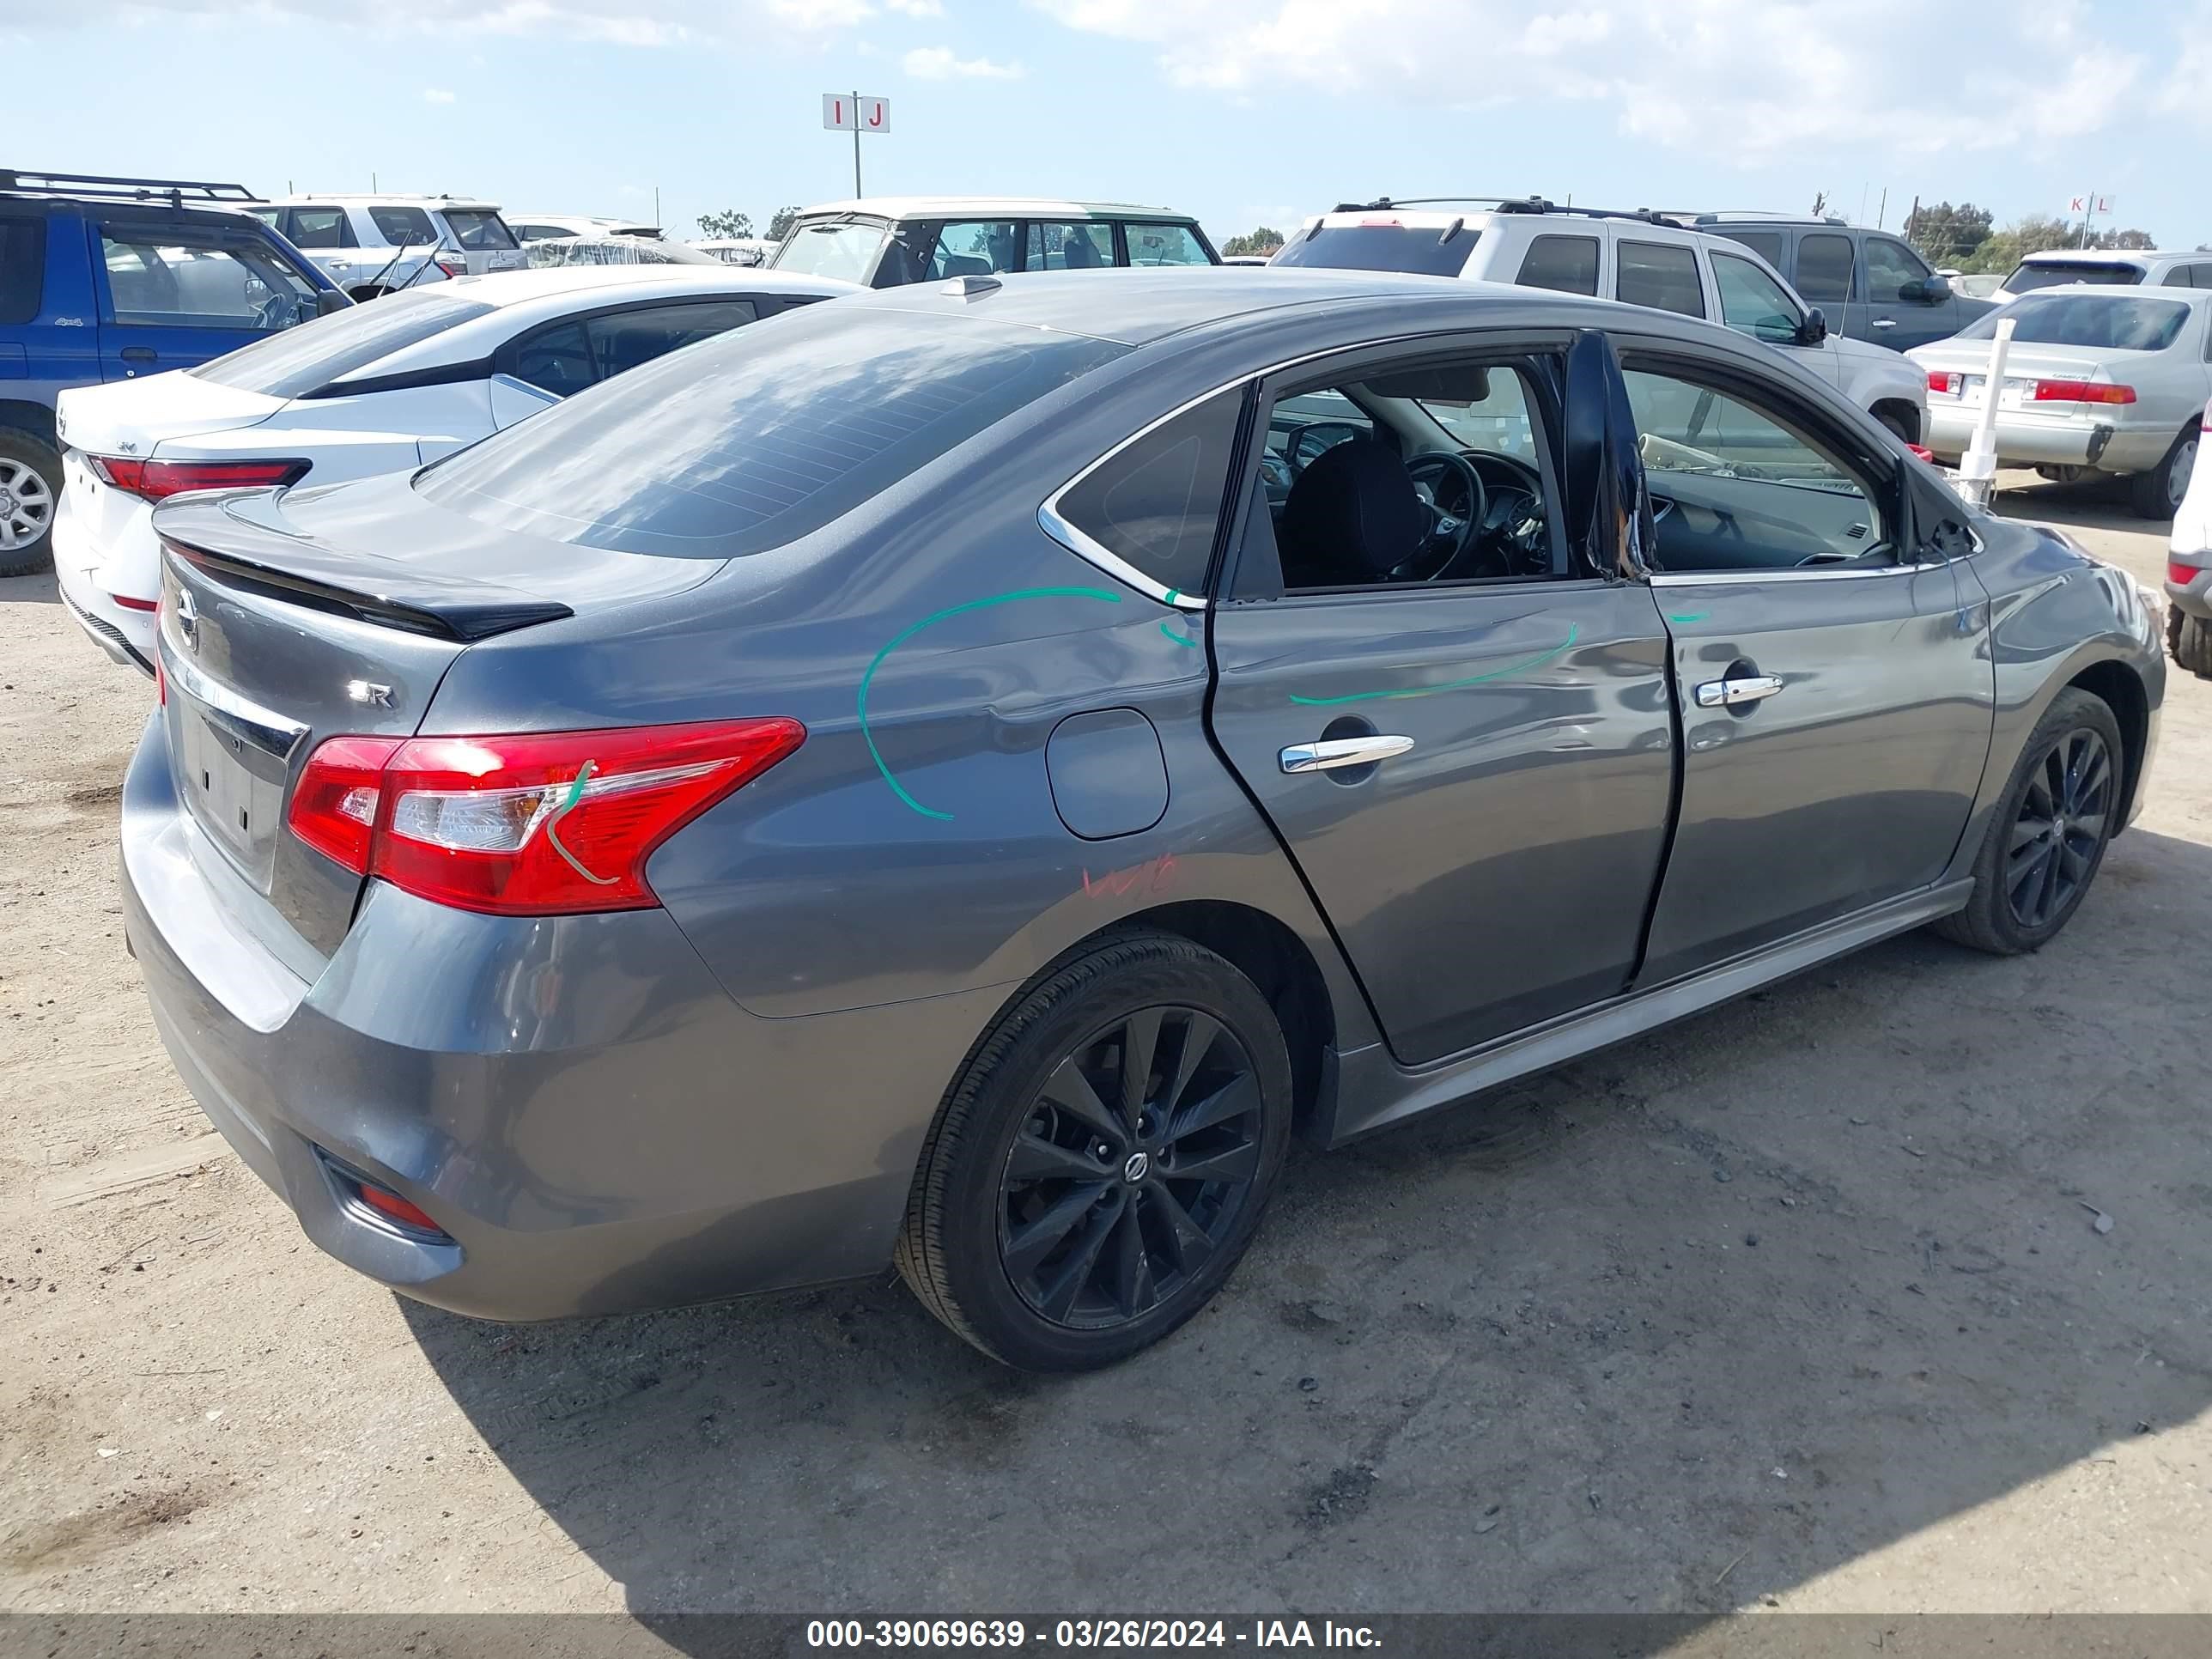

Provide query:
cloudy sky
left=3, top=0, right=2203, bottom=246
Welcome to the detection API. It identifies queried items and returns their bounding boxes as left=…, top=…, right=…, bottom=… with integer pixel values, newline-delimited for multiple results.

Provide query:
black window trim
left=1220, top=327, right=1582, bottom=599
left=1607, top=335, right=1946, bottom=584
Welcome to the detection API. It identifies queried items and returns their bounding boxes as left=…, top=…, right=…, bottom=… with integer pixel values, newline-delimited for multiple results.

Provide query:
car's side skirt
left=1322, top=878, right=1976, bottom=1146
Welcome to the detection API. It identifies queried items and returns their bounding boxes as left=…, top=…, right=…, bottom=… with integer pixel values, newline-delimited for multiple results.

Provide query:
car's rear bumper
left=52, top=477, right=157, bottom=672
left=121, top=709, right=1005, bottom=1322
left=1925, top=405, right=2172, bottom=473
left=2169, top=555, right=2212, bottom=623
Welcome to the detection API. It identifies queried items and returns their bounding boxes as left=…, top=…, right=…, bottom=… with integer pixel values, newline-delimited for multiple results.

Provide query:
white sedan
left=53, top=264, right=852, bottom=671
left=1911, top=285, right=2210, bottom=519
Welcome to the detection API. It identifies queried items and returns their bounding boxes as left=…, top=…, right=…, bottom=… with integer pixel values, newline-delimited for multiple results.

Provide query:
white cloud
left=902, top=43, right=1022, bottom=77
left=1030, top=0, right=2187, bottom=165
left=0, top=0, right=866, bottom=44
left=420, top=85, right=455, bottom=101
left=885, top=0, right=943, bottom=13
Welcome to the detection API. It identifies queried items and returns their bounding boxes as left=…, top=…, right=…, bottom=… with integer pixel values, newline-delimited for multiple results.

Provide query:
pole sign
left=2066, top=193, right=2115, bottom=216
left=823, top=93, right=890, bottom=195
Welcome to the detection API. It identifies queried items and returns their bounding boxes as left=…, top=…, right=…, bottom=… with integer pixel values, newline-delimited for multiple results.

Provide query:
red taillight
left=352, top=1180, right=443, bottom=1233
left=1908, top=443, right=1936, bottom=463
left=288, top=736, right=403, bottom=875
left=109, top=590, right=158, bottom=612
left=2031, top=380, right=2136, bottom=405
left=1927, top=370, right=1961, bottom=395
left=88, top=456, right=309, bottom=501
left=434, top=255, right=466, bottom=278
left=155, top=655, right=167, bottom=706
left=2173, top=562, right=2206, bottom=587
left=288, top=719, right=805, bottom=915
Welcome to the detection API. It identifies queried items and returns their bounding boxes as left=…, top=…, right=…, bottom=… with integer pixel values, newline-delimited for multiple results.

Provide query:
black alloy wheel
left=2003, top=726, right=2112, bottom=931
left=896, top=933, right=1293, bottom=1370
left=998, top=1006, right=1262, bottom=1329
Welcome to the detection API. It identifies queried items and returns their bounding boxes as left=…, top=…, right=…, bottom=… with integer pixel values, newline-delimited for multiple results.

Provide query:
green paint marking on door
left=1668, top=611, right=1711, bottom=624
left=1287, top=625, right=1580, bottom=707
left=859, top=586, right=1124, bottom=821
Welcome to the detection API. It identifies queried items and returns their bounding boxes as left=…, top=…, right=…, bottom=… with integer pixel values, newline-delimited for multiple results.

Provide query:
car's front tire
left=1935, top=687, right=2124, bottom=955
left=896, top=933, right=1294, bottom=1370
left=0, top=428, right=62, bottom=578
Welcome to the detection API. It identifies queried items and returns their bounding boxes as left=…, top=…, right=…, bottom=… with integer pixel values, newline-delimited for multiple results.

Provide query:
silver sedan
left=1911, top=285, right=2210, bottom=518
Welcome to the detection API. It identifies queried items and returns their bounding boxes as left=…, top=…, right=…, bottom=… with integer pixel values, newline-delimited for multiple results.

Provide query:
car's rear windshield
left=773, top=218, right=890, bottom=282
left=442, top=210, right=517, bottom=251
left=414, top=303, right=1129, bottom=558
left=1959, top=293, right=2192, bottom=352
left=2005, top=260, right=2143, bottom=294
left=1273, top=223, right=1477, bottom=276
left=187, top=290, right=495, bottom=398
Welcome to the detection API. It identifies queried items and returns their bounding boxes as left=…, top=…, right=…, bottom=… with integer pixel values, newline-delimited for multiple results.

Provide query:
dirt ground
left=3, top=471, right=2209, bottom=1626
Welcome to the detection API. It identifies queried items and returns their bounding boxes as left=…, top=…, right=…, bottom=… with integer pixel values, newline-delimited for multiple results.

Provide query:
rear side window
left=1273, top=223, right=1477, bottom=276
left=1717, top=229, right=1785, bottom=269
left=2006, top=260, right=2142, bottom=293
left=1025, top=222, right=1112, bottom=270
left=1515, top=234, right=1599, bottom=295
left=927, top=221, right=1020, bottom=279
left=370, top=207, right=437, bottom=246
left=1796, top=234, right=1856, bottom=305
left=588, top=300, right=758, bottom=378
left=441, top=210, right=517, bottom=251
left=417, top=305, right=1129, bottom=558
left=1052, top=389, right=1243, bottom=597
left=0, top=215, right=46, bottom=326
left=1122, top=223, right=1211, bottom=266
left=1615, top=240, right=1705, bottom=318
left=285, top=208, right=353, bottom=249
left=189, top=289, right=493, bottom=397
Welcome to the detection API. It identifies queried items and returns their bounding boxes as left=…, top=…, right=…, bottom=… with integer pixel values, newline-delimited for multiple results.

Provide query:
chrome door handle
left=1279, top=735, right=1415, bottom=774
left=1695, top=675, right=1784, bottom=708
left=1872, top=319, right=1897, bottom=329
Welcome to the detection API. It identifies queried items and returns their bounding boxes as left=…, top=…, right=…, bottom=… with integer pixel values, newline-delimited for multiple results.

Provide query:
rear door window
left=1051, top=388, right=1243, bottom=596
left=585, top=300, right=759, bottom=379
left=97, top=225, right=323, bottom=331
left=441, top=210, right=517, bottom=251
left=1515, top=234, right=1599, bottom=295
left=369, top=206, right=437, bottom=246
left=191, top=289, right=495, bottom=394
left=284, top=207, right=353, bottom=249
left=0, top=215, right=46, bottom=326
left=509, top=321, right=593, bottom=397
left=1024, top=222, right=1113, bottom=270
left=1796, top=234, right=1856, bottom=305
left=416, top=304, right=1130, bottom=558
left=1615, top=240, right=1705, bottom=318
left=1121, top=223, right=1211, bottom=266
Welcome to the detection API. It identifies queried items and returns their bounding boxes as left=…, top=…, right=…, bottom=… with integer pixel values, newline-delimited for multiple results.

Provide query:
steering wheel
left=1400, top=451, right=1488, bottom=580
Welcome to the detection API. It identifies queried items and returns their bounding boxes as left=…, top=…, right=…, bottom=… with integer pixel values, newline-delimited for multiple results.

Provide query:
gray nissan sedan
left=125, top=270, right=2165, bottom=1370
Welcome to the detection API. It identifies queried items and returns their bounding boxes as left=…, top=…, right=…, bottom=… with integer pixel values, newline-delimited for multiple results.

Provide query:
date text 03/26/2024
left=805, top=1620, right=1382, bottom=1649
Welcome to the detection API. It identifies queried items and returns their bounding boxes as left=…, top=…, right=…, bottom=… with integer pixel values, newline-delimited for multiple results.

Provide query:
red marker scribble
left=1082, top=854, right=1178, bottom=900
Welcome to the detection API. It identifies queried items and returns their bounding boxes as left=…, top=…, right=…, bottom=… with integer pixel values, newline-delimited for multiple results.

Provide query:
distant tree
left=1808, top=191, right=1829, bottom=217
left=696, top=209, right=753, bottom=240
left=1955, top=214, right=2076, bottom=276
left=1903, top=201, right=1993, bottom=266
left=767, top=204, right=803, bottom=241
left=2092, top=227, right=2155, bottom=251
left=1220, top=227, right=1285, bottom=257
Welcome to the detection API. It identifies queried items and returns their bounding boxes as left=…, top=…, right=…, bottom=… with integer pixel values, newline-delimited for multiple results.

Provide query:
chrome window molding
left=1648, top=560, right=1947, bottom=586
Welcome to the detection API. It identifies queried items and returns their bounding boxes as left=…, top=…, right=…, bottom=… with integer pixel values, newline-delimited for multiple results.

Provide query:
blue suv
left=0, top=169, right=346, bottom=575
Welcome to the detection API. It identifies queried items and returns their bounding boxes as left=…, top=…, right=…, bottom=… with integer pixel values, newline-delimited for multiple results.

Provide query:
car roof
left=273, top=194, right=503, bottom=211
left=1303, top=203, right=1707, bottom=242
left=2002, top=282, right=2209, bottom=304
left=794, top=196, right=1195, bottom=222
left=0, top=192, right=271, bottom=224
left=433, top=266, right=854, bottom=308
left=2016, top=249, right=2185, bottom=266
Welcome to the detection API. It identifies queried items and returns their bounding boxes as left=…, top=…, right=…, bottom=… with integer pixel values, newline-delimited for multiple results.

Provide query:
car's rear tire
left=2170, top=605, right=2212, bottom=680
left=2129, top=425, right=2197, bottom=520
left=896, top=932, right=1294, bottom=1371
left=1934, top=688, right=2124, bottom=956
left=1874, top=407, right=1917, bottom=447
left=0, top=428, right=62, bottom=578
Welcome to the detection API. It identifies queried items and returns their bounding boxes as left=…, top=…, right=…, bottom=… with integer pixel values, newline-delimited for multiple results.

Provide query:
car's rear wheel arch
left=1871, top=399, right=1920, bottom=446
left=2065, top=659, right=2148, bottom=832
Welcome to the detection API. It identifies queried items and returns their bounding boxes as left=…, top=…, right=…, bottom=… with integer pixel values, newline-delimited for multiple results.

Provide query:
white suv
left=1274, top=197, right=1929, bottom=441
left=252, top=196, right=529, bottom=299
left=1998, top=249, right=2212, bottom=302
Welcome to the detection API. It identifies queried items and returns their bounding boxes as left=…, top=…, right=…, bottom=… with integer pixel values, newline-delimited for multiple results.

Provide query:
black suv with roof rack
left=1665, top=212, right=1996, bottom=349
left=0, top=168, right=346, bottom=574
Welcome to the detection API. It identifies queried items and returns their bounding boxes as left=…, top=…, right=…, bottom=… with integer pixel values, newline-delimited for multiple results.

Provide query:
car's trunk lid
left=150, top=475, right=725, bottom=963
left=58, top=369, right=285, bottom=457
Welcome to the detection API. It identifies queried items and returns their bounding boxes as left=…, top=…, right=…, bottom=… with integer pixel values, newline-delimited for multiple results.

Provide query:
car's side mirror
left=315, top=289, right=350, bottom=316
left=1796, top=307, right=1829, bottom=346
left=1906, top=277, right=1948, bottom=305
left=1562, top=328, right=1655, bottom=580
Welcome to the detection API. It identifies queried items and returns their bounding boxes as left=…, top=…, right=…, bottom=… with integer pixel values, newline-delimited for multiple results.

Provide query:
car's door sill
left=1323, top=878, right=1975, bottom=1146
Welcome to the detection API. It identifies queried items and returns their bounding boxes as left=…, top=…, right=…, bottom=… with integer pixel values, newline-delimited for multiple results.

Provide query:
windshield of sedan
left=773, top=219, right=889, bottom=282
left=415, top=303, right=1129, bottom=558
left=186, top=290, right=494, bottom=398
left=1273, top=222, right=1477, bottom=276
left=1960, top=293, right=2192, bottom=352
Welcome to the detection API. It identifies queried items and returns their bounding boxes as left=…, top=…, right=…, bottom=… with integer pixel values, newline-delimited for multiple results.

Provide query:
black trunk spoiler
left=155, top=489, right=571, bottom=643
